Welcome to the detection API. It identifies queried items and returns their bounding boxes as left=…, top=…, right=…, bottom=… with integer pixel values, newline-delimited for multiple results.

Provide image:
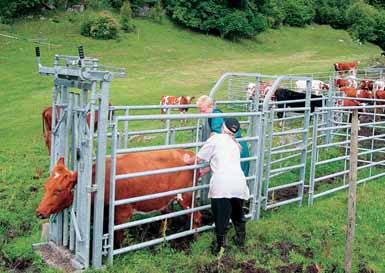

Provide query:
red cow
left=359, top=79, right=374, bottom=90
left=340, top=87, right=373, bottom=100
left=375, top=90, right=385, bottom=115
left=339, top=99, right=367, bottom=122
left=160, top=96, right=195, bottom=114
left=35, top=149, right=202, bottom=243
left=42, top=103, right=113, bottom=154
left=334, top=76, right=358, bottom=89
left=334, top=61, right=359, bottom=76
left=246, top=81, right=275, bottom=100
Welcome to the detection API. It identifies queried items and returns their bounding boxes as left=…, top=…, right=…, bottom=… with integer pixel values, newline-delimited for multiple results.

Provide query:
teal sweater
left=208, top=109, right=250, bottom=177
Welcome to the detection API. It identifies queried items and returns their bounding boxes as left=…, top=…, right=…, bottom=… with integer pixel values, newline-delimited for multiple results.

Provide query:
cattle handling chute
left=33, top=46, right=126, bottom=269
left=34, top=48, right=385, bottom=271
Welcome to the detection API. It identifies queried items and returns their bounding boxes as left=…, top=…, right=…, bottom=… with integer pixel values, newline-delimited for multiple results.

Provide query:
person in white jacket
left=184, top=117, right=250, bottom=254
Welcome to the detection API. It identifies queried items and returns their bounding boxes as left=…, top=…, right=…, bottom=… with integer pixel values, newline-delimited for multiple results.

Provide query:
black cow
left=275, top=88, right=324, bottom=119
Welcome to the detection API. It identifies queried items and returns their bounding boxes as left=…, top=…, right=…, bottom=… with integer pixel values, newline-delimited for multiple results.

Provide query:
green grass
left=0, top=11, right=384, bottom=272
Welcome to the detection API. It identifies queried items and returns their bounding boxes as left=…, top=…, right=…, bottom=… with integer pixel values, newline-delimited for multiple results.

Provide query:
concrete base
left=33, top=242, right=84, bottom=273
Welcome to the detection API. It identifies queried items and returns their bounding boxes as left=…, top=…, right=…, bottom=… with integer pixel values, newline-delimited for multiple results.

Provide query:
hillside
left=0, top=13, right=384, bottom=273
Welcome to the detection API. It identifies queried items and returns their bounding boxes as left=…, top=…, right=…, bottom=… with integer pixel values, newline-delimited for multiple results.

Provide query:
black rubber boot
left=233, top=222, right=246, bottom=249
left=212, top=234, right=226, bottom=255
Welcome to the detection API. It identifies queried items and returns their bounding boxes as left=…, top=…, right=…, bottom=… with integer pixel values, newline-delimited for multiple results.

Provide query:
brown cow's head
left=36, top=157, right=78, bottom=218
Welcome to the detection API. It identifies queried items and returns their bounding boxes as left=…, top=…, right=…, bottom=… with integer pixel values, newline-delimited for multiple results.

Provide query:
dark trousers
left=211, top=198, right=245, bottom=237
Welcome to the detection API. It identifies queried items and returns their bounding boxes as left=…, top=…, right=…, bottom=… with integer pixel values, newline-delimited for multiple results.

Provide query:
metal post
left=108, top=120, right=118, bottom=266
left=92, top=78, right=111, bottom=268
left=308, top=113, right=319, bottom=207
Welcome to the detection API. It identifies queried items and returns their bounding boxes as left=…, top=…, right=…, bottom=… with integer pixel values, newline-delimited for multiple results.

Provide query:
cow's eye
left=54, top=189, right=63, bottom=195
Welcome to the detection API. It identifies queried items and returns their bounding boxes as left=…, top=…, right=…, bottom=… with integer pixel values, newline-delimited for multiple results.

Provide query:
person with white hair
left=184, top=117, right=250, bottom=255
left=196, top=95, right=250, bottom=177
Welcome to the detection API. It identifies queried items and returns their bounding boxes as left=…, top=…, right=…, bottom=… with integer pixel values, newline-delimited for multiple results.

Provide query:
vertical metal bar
left=308, top=113, right=319, bottom=207
left=165, top=108, right=171, bottom=145
left=50, top=85, right=58, bottom=170
left=189, top=119, right=201, bottom=230
left=70, top=93, right=80, bottom=251
left=263, top=111, right=274, bottom=209
left=251, top=114, right=262, bottom=220
left=298, top=80, right=311, bottom=206
left=325, top=76, right=334, bottom=144
left=49, top=85, right=59, bottom=244
left=63, top=88, right=73, bottom=247
left=124, top=109, right=129, bottom=149
left=92, top=79, right=111, bottom=268
left=108, top=120, right=118, bottom=265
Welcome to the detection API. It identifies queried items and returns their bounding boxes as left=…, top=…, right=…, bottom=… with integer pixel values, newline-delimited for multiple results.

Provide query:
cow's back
left=103, top=149, right=195, bottom=212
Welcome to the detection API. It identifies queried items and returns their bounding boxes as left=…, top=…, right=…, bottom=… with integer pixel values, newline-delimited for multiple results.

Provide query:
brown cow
left=334, top=61, right=359, bottom=76
left=335, top=76, right=357, bottom=88
left=359, top=79, right=374, bottom=91
left=42, top=103, right=112, bottom=154
left=160, top=96, right=195, bottom=114
left=340, top=87, right=373, bottom=100
left=375, top=90, right=385, bottom=115
left=35, top=149, right=202, bottom=242
left=339, top=99, right=367, bottom=122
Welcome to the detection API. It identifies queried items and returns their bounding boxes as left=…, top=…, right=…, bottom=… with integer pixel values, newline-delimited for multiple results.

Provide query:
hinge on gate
left=86, top=185, right=98, bottom=193
left=102, top=234, right=110, bottom=255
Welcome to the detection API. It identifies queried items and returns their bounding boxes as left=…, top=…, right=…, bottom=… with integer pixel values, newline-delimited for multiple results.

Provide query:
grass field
left=0, top=11, right=384, bottom=273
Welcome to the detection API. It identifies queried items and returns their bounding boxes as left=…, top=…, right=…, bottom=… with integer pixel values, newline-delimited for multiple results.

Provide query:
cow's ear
left=57, top=157, right=65, bottom=166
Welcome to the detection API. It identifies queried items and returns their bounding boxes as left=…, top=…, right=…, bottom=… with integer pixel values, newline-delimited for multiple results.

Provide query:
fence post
left=344, top=109, right=358, bottom=273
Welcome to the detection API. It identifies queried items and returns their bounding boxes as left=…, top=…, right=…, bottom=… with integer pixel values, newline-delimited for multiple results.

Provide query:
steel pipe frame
left=108, top=102, right=263, bottom=264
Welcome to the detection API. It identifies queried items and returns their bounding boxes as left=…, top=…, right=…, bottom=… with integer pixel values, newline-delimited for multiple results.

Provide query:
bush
left=374, top=14, right=385, bottom=49
left=314, top=0, right=357, bottom=29
left=168, top=0, right=267, bottom=40
left=81, top=13, right=119, bottom=40
left=109, top=0, right=124, bottom=9
left=218, top=10, right=254, bottom=39
left=0, top=0, right=41, bottom=23
left=282, top=0, right=316, bottom=27
left=346, top=2, right=379, bottom=43
left=148, top=1, right=163, bottom=23
left=259, top=0, right=286, bottom=29
left=120, top=1, right=136, bottom=32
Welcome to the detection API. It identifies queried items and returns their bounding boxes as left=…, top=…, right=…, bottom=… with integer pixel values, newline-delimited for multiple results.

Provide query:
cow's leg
left=176, top=192, right=201, bottom=229
left=114, top=204, right=133, bottom=245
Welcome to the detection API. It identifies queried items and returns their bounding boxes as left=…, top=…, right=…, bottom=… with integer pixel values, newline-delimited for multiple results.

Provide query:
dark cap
left=224, top=118, right=240, bottom=134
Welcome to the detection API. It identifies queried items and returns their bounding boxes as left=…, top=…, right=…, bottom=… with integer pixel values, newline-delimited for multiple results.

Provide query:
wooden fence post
left=344, top=110, right=358, bottom=273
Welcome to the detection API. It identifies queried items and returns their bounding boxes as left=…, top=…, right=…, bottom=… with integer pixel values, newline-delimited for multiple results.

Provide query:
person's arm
left=210, top=116, right=224, bottom=134
left=183, top=154, right=203, bottom=165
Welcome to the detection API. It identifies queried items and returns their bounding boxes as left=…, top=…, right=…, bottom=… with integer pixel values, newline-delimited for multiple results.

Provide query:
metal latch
left=86, top=185, right=98, bottom=193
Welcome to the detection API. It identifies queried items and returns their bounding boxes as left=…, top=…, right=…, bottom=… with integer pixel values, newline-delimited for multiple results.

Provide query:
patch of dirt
left=196, top=256, right=270, bottom=273
left=32, top=168, right=44, bottom=180
left=327, top=264, right=337, bottom=273
left=272, top=241, right=300, bottom=262
left=275, top=263, right=303, bottom=273
left=34, top=243, right=79, bottom=273
left=123, top=208, right=213, bottom=253
left=358, top=261, right=375, bottom=273
left=29, top=186, right=39, bottom=192
left=0, top=254, right=35, bottom=273
left=304, top=264, right=321, bottom=273
left=239, top=260, right=270, bottom=273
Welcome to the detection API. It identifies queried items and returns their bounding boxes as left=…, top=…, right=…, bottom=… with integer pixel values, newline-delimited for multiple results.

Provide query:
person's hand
left=183, top=153, right=193, bottom=164
left=199, top=167, right=211, bottom=177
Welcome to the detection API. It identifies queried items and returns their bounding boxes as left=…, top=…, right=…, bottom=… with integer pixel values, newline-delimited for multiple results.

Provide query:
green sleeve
left=210, top=117, right=224, bottom=134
